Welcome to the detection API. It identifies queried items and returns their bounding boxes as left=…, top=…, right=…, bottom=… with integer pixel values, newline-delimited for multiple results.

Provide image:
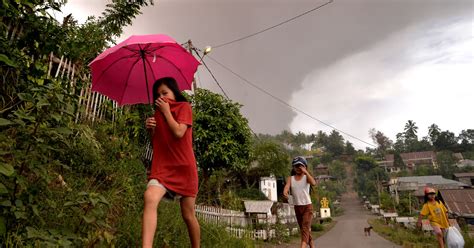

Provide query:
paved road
left=314, top=191, right=400, bottom=248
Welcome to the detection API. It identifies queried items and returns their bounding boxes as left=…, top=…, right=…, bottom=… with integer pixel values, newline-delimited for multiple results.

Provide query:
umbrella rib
left=143, top=55, right=157, bottom=83
left=145, top=46, right=166, bottom=54
left=152, top=55, right=191, bottom=89
left=119, top=57, right=142, bottom=105
left=93, top=54, right=138, bottom=89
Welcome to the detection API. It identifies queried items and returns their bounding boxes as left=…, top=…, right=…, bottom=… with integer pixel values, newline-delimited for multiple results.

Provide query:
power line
left=193, top=49, right=230, bottom=99
left=193, top=49, right=259, bottom=138
left=205, top=55, right=376, bottom=148
left=212, top=0, right=334, bottom=49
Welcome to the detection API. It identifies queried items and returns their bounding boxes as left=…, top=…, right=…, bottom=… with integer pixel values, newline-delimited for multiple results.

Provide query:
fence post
left=54, top=55, right=64, bottom=78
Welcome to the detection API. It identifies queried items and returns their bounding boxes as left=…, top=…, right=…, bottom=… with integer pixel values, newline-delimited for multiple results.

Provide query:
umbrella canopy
left=89, top=34, right=200, bottom=106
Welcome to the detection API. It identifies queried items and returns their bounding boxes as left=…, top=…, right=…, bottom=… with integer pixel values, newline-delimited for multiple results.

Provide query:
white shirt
left=290, top=175, right=312, bottom=206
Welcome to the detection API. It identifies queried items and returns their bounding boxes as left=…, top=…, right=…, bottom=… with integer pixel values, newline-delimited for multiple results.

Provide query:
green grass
left=368, top=219, right=438, bottom=247
left=2, top=122, right=255, bottom=247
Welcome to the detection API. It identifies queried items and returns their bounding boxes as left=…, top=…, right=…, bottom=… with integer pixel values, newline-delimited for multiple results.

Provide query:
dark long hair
left=152, top=77, right=188, bottom=105
left=424, top=192, right=443, bottom=204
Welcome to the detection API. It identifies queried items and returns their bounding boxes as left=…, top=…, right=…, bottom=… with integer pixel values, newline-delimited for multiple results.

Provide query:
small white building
left=260, top=176, right=277, bottom=202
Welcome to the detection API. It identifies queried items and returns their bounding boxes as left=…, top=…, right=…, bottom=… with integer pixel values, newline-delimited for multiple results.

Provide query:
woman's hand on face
left=145, top=117, right=156, bottom=129
left=155, top=97, right=170, bottom=114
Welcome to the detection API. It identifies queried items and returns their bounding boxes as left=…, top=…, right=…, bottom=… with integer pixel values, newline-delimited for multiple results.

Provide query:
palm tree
left=404, top=120, right=418, bottom=139
left=428, top=124, right=441, bottom=143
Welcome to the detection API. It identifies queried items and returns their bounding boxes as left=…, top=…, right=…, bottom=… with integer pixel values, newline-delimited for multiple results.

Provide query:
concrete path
left=314, top=191, right=400, bottom=248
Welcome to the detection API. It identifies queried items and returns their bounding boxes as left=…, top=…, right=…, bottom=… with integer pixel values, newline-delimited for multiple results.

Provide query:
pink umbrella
left=89, top=34, right=200, bottom=106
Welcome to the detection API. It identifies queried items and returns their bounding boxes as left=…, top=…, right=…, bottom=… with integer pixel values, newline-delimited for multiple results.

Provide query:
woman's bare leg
left=180, top=196, right=201, bottom=248
left=142, top=186, right=167, bottom=248
left=300, top=241, right=308, bottom=248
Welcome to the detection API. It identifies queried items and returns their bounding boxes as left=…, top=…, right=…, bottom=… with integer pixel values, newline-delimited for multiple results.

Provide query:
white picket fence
left=45, top=52, right=122, bottom=124
left=225, top=227, right=299, bottom=240
left=6, top=21, right=122, bottom=125
left=195, top=205, right=249, bottom=227
left=195, top=204, right=299, bottom=240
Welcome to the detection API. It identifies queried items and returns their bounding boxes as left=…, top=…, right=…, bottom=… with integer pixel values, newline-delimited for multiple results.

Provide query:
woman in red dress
left=142, top=77, right=200, bottom=248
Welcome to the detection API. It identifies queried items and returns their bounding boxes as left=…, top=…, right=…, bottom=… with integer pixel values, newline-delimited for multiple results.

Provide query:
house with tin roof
left=378, top=151, right=437, bottom=173
left=390, top=175, right=468, bottom=203
left=454, top=172, right=474, bottom=187
left=439, top=189, right=474, bottom=226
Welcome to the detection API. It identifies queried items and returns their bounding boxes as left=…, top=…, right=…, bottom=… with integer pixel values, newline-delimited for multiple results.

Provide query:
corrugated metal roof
left=454, top=172, right=474, bottom=178
left=384, top=151, right=436, bottom=162
left=440, top=189, right=474, bottom=216
left=315, top=175, right=335, bottom=180
left=398, top=175, right=466, bottom=186
left=456, top=160, right=474, bottom=168
left=244, top=200, right=274, bottom=214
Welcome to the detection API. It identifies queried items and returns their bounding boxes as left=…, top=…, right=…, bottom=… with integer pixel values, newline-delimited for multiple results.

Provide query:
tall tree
left=354, top=155, right=377, bottom=173
left=369, top=128, right=393, bottom=158
left=404, top=120, right=419, bottom=139
left=403, top=120, right=420, bottom=152
left=459, top=129, right=474, bottom=152
left=433, top=130, right=458, bottom=151
left=249, top=140, right=291, bottom=179
left=345, top=141, right=356, bottom=156
left=293, top=131, right=309, bottom=148
left=329, top=161, right=347, bottom=180
left=312, top=130, right=329, bottom=150
left=277, top=130, right=294, bottom=146
left=428, top=124, right=441, bottom=145
left=191, top=89, right=252, bottom=182
left=437, top=151, right=456, bottom=179
left=326, top=130, right=345, bottom=156
left=393, top=152, right=406, bottom=169
left=394, top=132, right=406, bottom=153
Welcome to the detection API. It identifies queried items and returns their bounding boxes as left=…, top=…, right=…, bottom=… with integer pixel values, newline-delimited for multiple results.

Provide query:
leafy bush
left=236, top=188, right=268, bottom=201
left=311, top=223, right=324, bottom=232
left=323, top=217, right=333, bottom=223
left=220, top=190, right=245, bottom=211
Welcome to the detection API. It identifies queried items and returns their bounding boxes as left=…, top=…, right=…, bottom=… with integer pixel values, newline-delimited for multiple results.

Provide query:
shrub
left=323, top=217, right=333, bottom=223
left=311, top=224, right=324, bottom=232
left=236, top=188, right=268, bottom=200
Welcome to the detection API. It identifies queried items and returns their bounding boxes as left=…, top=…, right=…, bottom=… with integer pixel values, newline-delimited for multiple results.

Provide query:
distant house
left=378, top=151, right=437, bottom=173
left=315, top=175, right=336, bottom=183
left=454, top=173, right=474, bottom=187
left=390, top=175, right=468, bottom=202
left=456, top=159, right=474, bottom=168
left=314, top=164, right=329, bottom=175
left=439, top=189, right=474, bottom=225
left=453, top=153, right=464, bottom=161
left=260, top=176, right=277, bottom=202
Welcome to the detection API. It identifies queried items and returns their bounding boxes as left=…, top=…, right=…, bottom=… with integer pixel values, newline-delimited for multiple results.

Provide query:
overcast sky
left=58, top=0, right=473, bottom=148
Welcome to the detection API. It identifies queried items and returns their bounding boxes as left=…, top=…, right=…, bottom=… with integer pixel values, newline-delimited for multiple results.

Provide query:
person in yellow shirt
left=417, top=187, right=450, bottom=248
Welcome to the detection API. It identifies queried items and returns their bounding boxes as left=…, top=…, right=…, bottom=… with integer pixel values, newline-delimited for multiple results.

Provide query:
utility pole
left=376, top=173, right=381, bottom=207
left=409, top=192, right=412, bottom=215
left=186, top=39, right=197, bottom=91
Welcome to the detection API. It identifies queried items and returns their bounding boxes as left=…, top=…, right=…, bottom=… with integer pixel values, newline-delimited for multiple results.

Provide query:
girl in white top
left=283, top=156, right=317, bottom=248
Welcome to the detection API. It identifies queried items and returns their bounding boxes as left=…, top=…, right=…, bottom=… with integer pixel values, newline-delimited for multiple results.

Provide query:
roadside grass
left=369, top=218, right=474, bottom=248
left=257, top=219, right=337, bottom=247
left=369, top=219, right=438, bottom=247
